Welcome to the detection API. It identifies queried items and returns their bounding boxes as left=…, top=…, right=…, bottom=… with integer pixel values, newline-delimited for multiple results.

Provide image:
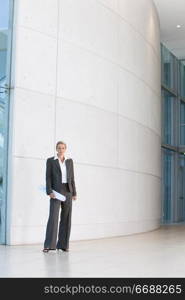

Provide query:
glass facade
left=180, top=60, right=185, bottom=99
left=177, top=154, right=185, bottom=222
left=162, top=90, right=176, bottom=146
left=162, top=148, right=174, bottom=222
left=0, top=0, right=14, bottom=244
left=161, top=44, right=177, bottom=92
left=180, top=101, right=185, bottom=145
left=161, top=43, right=185, bottom=224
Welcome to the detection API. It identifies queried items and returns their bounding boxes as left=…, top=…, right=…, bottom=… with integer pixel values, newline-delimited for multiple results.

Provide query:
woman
left=43, top=141, right=77, bottom=253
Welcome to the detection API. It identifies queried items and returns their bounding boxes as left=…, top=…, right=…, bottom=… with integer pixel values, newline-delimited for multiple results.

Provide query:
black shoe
left=61, top=248, right=69, bottom=252
left=42, top=248, right=56, bottom=253
left=42, top=248, right=50, bottom=253
left=57, top=248, right=69, bottom=252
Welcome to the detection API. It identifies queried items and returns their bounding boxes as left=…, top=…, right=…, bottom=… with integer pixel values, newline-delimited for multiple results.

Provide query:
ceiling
left=153, top=0, right=185, bottom=59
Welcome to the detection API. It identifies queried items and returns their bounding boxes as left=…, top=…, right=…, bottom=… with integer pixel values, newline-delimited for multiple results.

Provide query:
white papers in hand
left=52, top=190, right=66, bottom=201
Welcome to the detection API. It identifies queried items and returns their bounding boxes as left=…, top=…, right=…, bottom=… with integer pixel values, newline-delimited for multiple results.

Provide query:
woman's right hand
left=49, top=192, right=56, bottom=199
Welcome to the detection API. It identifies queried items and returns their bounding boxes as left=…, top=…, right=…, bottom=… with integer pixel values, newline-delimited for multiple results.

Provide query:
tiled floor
left=1, top=225, right=185, bottom=277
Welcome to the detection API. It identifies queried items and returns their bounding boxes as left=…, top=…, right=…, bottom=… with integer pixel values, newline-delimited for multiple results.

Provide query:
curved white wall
left=8, top=0, right=161, bottom=244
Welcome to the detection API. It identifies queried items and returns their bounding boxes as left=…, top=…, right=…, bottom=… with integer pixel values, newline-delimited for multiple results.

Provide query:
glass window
left=179, top=60, right=185, bottom=99
left=162, top=44, right=185, bottom=224
left=177, top=154, right=185, bottom=222
left=162, top=149, right=175, bottom=223
left=161, top=44, right=177, bottom=92
left=162, top=89, right=176, bottom=146
left=180, top=101, right=185, bottom=145
left=0, top=0, right=13, bottom=244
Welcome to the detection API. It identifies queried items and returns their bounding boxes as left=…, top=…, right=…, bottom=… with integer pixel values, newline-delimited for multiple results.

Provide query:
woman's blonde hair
left=56, top=140, right=67, bottom=149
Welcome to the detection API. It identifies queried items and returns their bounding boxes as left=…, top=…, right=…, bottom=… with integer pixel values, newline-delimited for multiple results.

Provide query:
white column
left=7, top=0, right=161, bottom=244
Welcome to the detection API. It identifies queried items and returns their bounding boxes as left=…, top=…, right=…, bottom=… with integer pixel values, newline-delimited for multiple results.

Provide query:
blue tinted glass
left=180, top=61, right=185, bottom=99
left=162, top=149, right=174, bottom=223
left=0, top=0, right=13, bottom=244
left=0, top=0, right=9, bottom=28
left=177, top=154, right=185, bottom=222
left=180, top=101, right=185, bottom=145
left=162, top=89, right=175, bottom=145
left=161, top=44, right=177, bottom=91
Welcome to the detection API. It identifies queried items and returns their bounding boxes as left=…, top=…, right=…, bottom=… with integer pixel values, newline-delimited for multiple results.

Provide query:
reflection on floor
left=0, top=225, right=185, bottom=277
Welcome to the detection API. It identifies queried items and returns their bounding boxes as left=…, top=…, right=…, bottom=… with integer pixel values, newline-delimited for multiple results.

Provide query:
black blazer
left=46, top=156, right=77, bottom=197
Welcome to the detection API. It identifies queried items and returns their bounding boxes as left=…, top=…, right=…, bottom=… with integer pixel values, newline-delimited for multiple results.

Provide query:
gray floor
left=1, top=225, right=185, bottom=277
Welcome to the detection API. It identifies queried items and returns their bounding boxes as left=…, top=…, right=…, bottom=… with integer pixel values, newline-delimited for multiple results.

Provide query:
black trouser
left=44, top=183, right=73, bottom=250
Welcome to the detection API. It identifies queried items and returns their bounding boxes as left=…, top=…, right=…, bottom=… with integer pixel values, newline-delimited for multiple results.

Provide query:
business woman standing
left=43, top=141, right=77, bottom=253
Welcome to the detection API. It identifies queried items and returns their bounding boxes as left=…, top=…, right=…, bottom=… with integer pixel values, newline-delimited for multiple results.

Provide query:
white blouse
left=54, top=155, right=67, bottom=183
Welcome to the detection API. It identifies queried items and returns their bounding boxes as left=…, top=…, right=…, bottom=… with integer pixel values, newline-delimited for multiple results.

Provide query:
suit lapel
left=54, top=158, right=61, bottom=174
left=65, top=158, right=69, bottom=170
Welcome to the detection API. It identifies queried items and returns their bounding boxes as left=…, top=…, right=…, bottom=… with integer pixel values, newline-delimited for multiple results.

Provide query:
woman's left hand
left=72, top=196, right=77, bottom=200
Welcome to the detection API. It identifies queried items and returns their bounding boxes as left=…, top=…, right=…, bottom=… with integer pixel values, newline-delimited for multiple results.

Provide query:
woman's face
left=56, top=144, right=66, bottom=156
